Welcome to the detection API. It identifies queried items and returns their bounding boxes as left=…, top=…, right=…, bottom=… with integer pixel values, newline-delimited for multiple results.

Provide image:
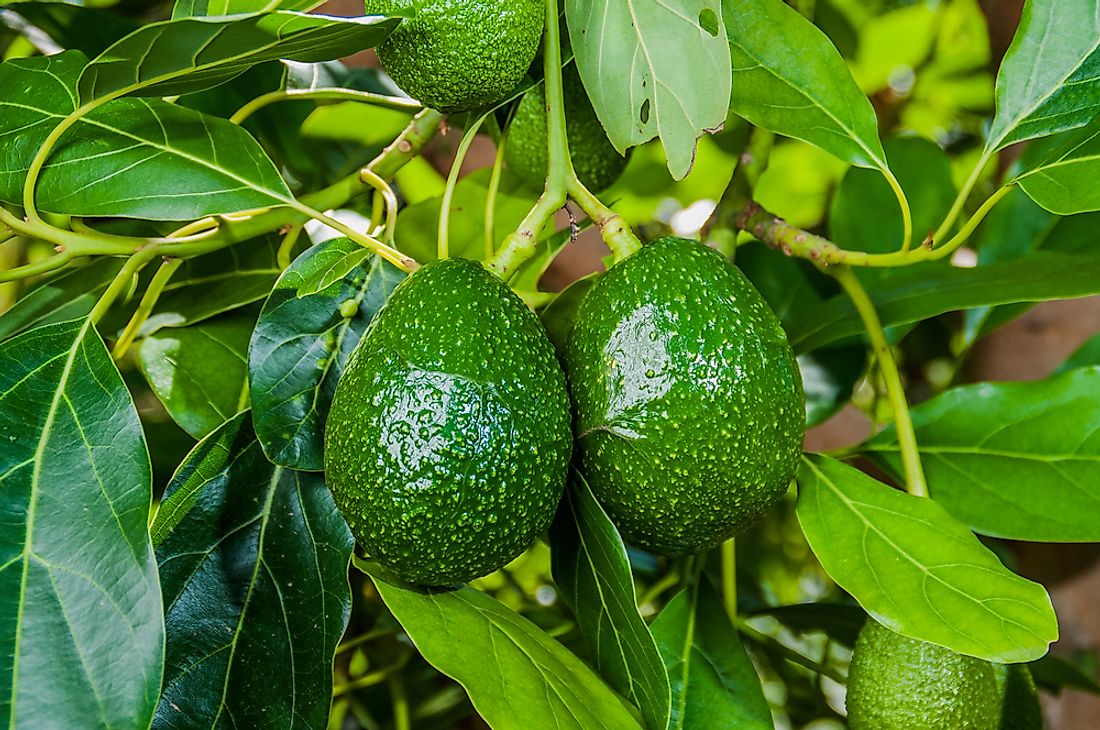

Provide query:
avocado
left=562, top=236, right=804, bottom=556
left=365, top=0, right=543, bottom=113
left=505, top=64, right=630, bottom=193
left=324, top=258, right=572, bottom=585
left=847, top=620, right=1040, bottom=730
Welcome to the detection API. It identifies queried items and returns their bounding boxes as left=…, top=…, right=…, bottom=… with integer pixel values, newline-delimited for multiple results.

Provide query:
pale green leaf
left=565, top=0, right=731, bottom=179
left=796, top=455, right=1057, bottom=663
left=986, top=0, right=1100, bottom=152
left=172, top=0, right=322, bottom=19
left=1015, top=118, right=1100, bottom=214
left=866, top=368, right=1100, bottom=542
left=724, top=0, right=888, bottom=170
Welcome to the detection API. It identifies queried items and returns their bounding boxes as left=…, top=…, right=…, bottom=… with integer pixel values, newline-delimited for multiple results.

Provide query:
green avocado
left=365, top=0, right=543, bottom=113
left=505, top=64, right=630, bottom=192
left=847, top=621, right=1043, bottom=730
left=562, top=237, right=804, bottom=556
left=324, top=258, right=572, bottom=585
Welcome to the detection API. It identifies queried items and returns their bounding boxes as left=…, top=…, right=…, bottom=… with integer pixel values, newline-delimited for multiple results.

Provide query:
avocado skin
left=365, top=0, right=543, bottom=113
left=324, top=258, right=571, bottom=585
left=505, top=64, right=630, bottom=192
left=847, top=621, right=1039, bottom=730
left=563, top=237, right=804, bottom=556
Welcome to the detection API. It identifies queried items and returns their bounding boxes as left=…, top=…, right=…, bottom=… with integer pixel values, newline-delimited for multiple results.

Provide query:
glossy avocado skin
left=563, top=237, right=804, bottom=555
left=847, top=621, right=1005, bottom=730
left=365, top=0, right=543, bottom=113
left=324, top=258, right=572, bottom=586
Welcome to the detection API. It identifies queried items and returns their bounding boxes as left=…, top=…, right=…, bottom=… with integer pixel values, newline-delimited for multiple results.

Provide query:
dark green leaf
left=0, top=257, right=124, bottom=341
left=539, top=274, right=597, bottom=355
left=6, top=2, right=138, bottom=56
left=724, top=0, right=887, bottom=171
left=550, top=470, right=671, bottom=730
left=866, top=368, right=1100, bottom=542
left=249, top=238, right=404, bottom=470
left=139, top=312, right=253, bottom=439
left=361, top=560, right=644, bottom=730
left=651, top=582, right=773, bottom=730
left=0, top=319, right=163, bottom=727
left=986, top=0, right=1100, bottom=151
left=1030, top=653, right=1100, bottom=695
left=566, top=0, right=730, bottom=178
left=79, top=11, right=400, bottom=101
left=1015, top=118, right=1100, bottom=214
left=798, top=348, right=865, bottom=428
left=153, top=412, right=353, bottom=729
left=789, top=253, right=1100, bottom=353
left=142, top=235, right=284, bottom=334
left=748, top=603, right=865, bottom=646
left=796, top=455, right=1057, bottom=662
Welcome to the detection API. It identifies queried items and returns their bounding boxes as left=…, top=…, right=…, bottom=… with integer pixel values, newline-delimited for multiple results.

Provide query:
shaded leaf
left=0, top=257, right=124, bottom=341
left=361, top=560, right=643, bottom=730
left=1057, top=332, right=1100, bottom=373
left=796, top=455, right=1057, bottom=662
left=1015, top=118, right=1100, bottom=215
left=5, top=1, right=138, bottom=56
left=249, top=238, right=404, bottom=470
left=566, top=0, right=730, bottom=178
left=0, top=319, right=163, bottom=728
left=139, top=312, right=253, bottom=440
left=725, top=0, right=888, bottom=171
left=540, top=274, right=597, bottom=355
left=788, top=252, right=1100, bottom=353
left=651, top=582, right=772, bottom=730
left=986, top=0, right=1100, bottom=152
left=1031, top=653, right=1100, bottom=695
left=550, top=470, right=670, bottom=730
left=153, top=412, right=353, bottom=729
left=748, top=603, right=866, bottom=647
left=866, top=368, right=1100, bottom=542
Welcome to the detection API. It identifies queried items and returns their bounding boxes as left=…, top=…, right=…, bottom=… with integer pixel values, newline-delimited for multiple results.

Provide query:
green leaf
left=1014, top=118, right=1100, bottom=214
left=550, top=470, right=670, bottom=730
left=539, top=274, right=597, bottom=355
left=249, top=239, right=404, bottom=471
left=78, top=11, right=400, bottom=101
left=651, top=582, right=772, bottom=730
left=1057, top=332, right=1100, bottom=373
left=798, top=348, right=866, bottom=428
left=153, top=412, right=353, bottom=728
left=748, top=603, right=865, bottom=647
left=0, top=258, right=124, bottom=342
left=565, top=0, right=730, bottom=179
left=986, top=0, right=1100, bottom=152
left=788, top=252, right=1100, bottom=353
left=0, top=53, right=294, bottom=220
left=0, top=319, right=163, bottom=727
left=796, top=454, right=1057, bottom=663
left=724, top=0, right=887, bottom=171
left=141, top=235, right=285, bottom=334
left=172, top=0, right=322, bottom=19
left=1031, top=653, right=1100, bottom=695
left=361, top=560, right=644, bottom=730
left=138, top=312, right=253, bottom=440
left=5, top=2, right=138, bottom=56
left=865, top=368, right=1100, bottom=542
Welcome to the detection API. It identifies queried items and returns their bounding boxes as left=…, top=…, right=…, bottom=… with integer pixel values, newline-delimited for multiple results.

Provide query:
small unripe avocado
left=365, top=0, right=543, bottom=113
left=505, top=65, right=630, bottom=192
left=324, top=258, right=572, bottom=585
left=847, top=621, right=1042, bottom=730
left=562, top=237, right=804, bottom=555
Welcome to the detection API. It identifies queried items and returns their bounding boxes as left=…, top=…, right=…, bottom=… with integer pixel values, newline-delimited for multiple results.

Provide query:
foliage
left=0, top=0, right=1098, bottom=728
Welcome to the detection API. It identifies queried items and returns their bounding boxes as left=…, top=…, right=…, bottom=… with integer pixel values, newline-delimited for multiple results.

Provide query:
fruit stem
left=439, top=112, right=489, bottom=260
left=721, top=538, right=737, bottom=622
left=831, top=266, right=929, bottom=498
left=566, top=175, right=641, bottom=262
left=485, top=123, right=510, bottom=260
left=883, top=167, right=914, bottom=253
left=229, top=88, right=422, bottom=126
left=933, top=149, right=994, bottom=245
left=703, top=126, right=774, bottom=259
left=87, top=248, right=160, bottom=326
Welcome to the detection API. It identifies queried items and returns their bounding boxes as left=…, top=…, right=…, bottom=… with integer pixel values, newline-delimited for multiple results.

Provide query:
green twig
left=934, top=150, right=994, bottom=244
left=360, top=169, right=398, bottom=244
left=332, top=656, right=409, bottom=697
left=703, top=127, right=774, bottom=257
left=87, top=249, right=159, bottom=326
left=388, top=674, right=410, bottom=730
left=485, top=124, right=510, bottom=260
left=438, top=113, right=489, bottom=260
left=832, top=266, right=928, bottom=497
left=882, top=168, right=913, bottom=252
left=721, top=539, right=736, bottom=622
left=111, top=257, right=182, bottom=358
left=230, top=88, right=421, bottom=125
left=566, top=177, right=641, bottom=262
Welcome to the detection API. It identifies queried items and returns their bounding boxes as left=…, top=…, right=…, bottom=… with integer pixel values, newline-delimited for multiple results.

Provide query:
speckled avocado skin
left=365, top=0, right=542, bottom=113
left=563, top=237, right=804, bottom=556
left=505, top=64, right=630, bottom=192
left=847, top=621, right=1006, bottom=730
left=324, top=258, right=571, bottom=586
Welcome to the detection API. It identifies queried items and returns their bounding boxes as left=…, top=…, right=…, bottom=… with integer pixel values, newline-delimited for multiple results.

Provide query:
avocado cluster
left=365, top=0, right=543, bottom=113
left=325, top=236, right=804, bottom=585
left=847, top=620, right=1042, bottom=730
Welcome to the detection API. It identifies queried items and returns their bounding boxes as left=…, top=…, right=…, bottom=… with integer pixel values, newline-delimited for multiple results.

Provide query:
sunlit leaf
left=1015, top=118, right=1100, bottom=215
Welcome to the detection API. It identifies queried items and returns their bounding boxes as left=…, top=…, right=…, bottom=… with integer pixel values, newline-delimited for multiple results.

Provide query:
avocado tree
left=0, top=0, right=1098, bottom=727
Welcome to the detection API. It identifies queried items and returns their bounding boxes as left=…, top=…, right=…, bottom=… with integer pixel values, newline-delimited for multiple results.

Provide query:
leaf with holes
left=361, top=559, right=643, bottom=730
left=249, top=238, right=405, bottom=471
left=0, top=319, right=163, bottom=728
left=152, top=411, right=354, bottom=729
left=724, top=0, right=889, bottom=171
left=796, top=454, right=1057, bottom=662
left=986, top=0, right=1100, bottom=152
left=565, top=0, right=731, bottom=179
left=139, top=311, right=254, bottom=440
left=865, top=367, right=1100, bottom=542
left=550, top=470, right=670, bottom=730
